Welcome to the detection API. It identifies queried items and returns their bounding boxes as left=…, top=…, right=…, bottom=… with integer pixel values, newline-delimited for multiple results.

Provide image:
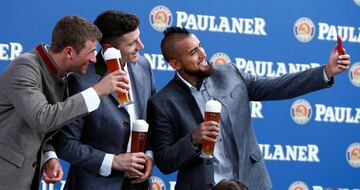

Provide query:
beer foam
left=103, top=47, right=121, bottom=60
left=133, top=119, right=149, bottom=132
left=205, top=100, right=221, bottom=113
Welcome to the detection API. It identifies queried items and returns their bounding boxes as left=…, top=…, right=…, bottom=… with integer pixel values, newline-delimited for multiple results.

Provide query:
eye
left=189, top=49, right=197, bottom=55
left=128, top=40, right=140, bottom=47
left=128, top=42, right=134, bottom=47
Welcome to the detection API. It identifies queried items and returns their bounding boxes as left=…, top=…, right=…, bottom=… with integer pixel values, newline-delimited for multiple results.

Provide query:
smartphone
left=337, top=34, right=345, bottom=55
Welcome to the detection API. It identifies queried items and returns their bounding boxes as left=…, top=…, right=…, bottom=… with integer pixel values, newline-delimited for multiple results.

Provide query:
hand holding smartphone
left=337, top=34, right=345, bottom=55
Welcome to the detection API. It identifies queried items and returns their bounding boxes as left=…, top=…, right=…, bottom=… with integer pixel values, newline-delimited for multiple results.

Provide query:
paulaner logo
left=314, top=104, right=360, bottom=124
left=176, top=11, right=267, bottom=35
left=290, top=99, right=312, bottom=125
left=150, top=176, right=166, bottom=190
left=289, top=180, right=309, bottom=190
left=210, top=52, right=231, bottom=66
left=293, top=17, right=315, bottom=43
left=149, top=5, right=173, bottom=32
left=346, top=142, right=360, bottom=168
left=349, top=62, right=360, bottom=87
left=0, top=42, right=23, bottom=61
left=259, top=144, right=320, bottom=162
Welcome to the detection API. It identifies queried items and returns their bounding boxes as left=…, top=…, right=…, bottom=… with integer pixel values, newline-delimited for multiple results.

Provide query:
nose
left=199, top=47, right=206, bottom=58
left=137, top=39, right=144, bottom=50
left=89, top=53, right=97, bottom=63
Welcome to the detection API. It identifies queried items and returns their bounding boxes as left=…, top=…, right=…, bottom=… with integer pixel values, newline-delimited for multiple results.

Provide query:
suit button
left=206, top=183, right=213, bottom=189
left=123, top=121, right=129, bottom=127
left=205, top=159, right=211, bottom=165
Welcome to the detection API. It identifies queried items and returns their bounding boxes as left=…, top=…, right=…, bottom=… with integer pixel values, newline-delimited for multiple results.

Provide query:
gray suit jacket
left=148, top=63, right=331, bottom=190
left=53, top=52, right=156, bottom=190
left=0, top=44, right=88, bottom=189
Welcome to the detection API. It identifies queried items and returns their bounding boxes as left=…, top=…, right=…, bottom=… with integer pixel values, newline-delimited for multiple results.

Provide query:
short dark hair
left=161, top=26, right=191, bottom=62
left=50, top=15, right=102, bottom=54
left=212, top=179, right=249, bottom=190
left=94, top=10, right=140, bottom=46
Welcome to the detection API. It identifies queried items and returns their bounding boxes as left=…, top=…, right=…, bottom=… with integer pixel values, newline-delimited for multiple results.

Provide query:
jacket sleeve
left=52, top=74, right=105, bottom=174
left=2, top=58, right=88, bottom=134
left=237, top=64, right=332, bottom=101
left=147, top=98, right=200, bottom=174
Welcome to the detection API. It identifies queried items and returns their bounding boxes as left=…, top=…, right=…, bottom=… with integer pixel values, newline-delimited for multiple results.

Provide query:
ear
left=103, top=43, right=111, bottom=52
left=63, top=46, right=73, bottom=58
left=169, top=59, right=181, bottom=70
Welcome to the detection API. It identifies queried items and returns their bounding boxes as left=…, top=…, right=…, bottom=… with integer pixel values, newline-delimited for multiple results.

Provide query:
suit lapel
left=173, top=75, right=203, bottom=122
left=127, top=62, right=144, bottom=118
left=204, top=71, right=240, bottom=149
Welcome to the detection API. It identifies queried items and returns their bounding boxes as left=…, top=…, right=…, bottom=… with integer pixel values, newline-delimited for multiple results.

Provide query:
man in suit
left=53, top=10, right=156, bottom=190
left=0, top=15, right=126, bottom=189
left=147, top=27, right=350, bottom=190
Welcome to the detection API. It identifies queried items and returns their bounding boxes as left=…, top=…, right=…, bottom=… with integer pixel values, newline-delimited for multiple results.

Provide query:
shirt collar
left=176, top=72, right=206, bottom=91
left=36, top=44, right=62, bottom=77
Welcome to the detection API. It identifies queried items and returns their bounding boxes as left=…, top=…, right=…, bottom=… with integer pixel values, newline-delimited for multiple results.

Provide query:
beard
left=186, top=59, right=214, bottom=79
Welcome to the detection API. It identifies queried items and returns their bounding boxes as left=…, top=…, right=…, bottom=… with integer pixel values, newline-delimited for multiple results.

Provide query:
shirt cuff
left=145, top=150, right=154, bottom=160
left=42, top=151, right=58, bottom=166
left=323, top=69, right=330, bottom=82
left=81, top=87, right=100, bottom=112
left=99, top=153, right=114, bottom=177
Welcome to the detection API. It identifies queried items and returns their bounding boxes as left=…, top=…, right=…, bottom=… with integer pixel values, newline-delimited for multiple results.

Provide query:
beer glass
left=126, top=119, right=149, bottom=179
left=130, top=119, right=149, bottom=153
left=103, top=47, right=133, bottom=107
left=200, top=100, right=221, bottom=158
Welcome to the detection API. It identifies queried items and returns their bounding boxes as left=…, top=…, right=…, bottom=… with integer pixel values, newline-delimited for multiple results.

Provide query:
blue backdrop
left=1, top=1, right=359, bottom=190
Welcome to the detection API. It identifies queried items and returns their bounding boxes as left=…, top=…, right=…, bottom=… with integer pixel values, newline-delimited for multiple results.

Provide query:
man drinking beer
left=53, top=10, right=156, bottom=190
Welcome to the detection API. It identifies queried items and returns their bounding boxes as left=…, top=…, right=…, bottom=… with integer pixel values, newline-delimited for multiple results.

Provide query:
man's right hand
left=191, top=121, right=219, bottom=146
left=42, top=158, right=63, bottom=184
left=92, top=70, right=130, bottom=97
left=112, top=152, right=147, bottom=177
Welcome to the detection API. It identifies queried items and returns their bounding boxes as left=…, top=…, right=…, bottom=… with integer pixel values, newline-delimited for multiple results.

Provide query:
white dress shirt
left=99, top=59, right=153, bottom=177
left=176, top=73, right=236, bottom=184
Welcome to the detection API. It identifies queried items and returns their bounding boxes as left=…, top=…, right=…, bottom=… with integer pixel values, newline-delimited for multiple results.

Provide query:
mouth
left=132, top=51, right=139, bottom=56
left=198, top=59, right=209, bottom=67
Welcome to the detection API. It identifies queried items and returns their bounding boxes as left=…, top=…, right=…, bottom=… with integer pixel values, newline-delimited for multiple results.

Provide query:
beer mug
left=200, top=100, right=221, bottom=158
left=130, top=119, right=149, bottom=153
left=125, top=120, right=149, bottom=179
left=103, top=47, right=133, bottom=107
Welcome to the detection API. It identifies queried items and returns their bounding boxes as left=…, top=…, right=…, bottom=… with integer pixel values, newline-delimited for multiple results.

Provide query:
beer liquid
left=131, top=131, right=148, bottom=153
left=202, top=112, right=220, bottom=155
left=105, top=58, right=131, bottom=103
left=202, top=141, right=215, bottom=155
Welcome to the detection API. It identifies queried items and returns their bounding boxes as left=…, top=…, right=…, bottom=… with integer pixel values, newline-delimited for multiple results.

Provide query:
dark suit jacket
left=0, top=44, right=88, bottom=189
left=53, top=52, right=156, bottom=190
left=148, top=63, right=331, bottom=190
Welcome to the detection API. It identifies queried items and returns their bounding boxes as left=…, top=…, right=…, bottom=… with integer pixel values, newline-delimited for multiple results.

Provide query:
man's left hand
left=131, top=156, right=153, bottom=184
left=325, top=46, right=351, bottom=78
